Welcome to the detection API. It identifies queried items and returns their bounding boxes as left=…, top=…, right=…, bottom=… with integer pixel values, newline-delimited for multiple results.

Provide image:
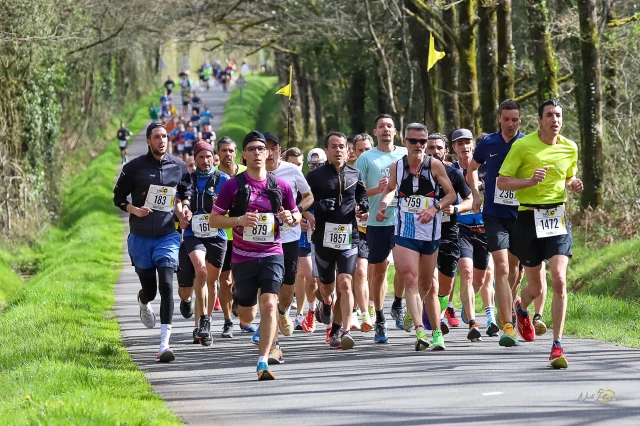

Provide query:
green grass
left=0, top=93, right=181, bottom=425
left=0, top=252, right=22, bottom=305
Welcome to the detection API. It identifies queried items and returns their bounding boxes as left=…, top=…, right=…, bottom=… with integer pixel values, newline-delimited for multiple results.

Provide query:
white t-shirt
left=272, top=161, right=310, bottom=243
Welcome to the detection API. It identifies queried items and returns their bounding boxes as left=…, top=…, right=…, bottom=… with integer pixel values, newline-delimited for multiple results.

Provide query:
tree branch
left=66, top=18, right=130, bottom=56
left=607, top=12, right=640, bottom=27
left=514, top=72, right=573, bottom=102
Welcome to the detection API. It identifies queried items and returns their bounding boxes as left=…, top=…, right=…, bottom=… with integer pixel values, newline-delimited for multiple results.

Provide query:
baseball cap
left=242, top=130, right=267, bottom=149
left=452, top=128, right=473, bottom=142
left=307, top=147, right=327, bottom=163
left=263, top=132, right=280, bottom=144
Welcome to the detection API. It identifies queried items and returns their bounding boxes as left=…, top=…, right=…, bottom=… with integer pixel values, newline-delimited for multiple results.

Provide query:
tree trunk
left=603, top=2, right=620, bottom=121
left=441, top=1, right=460, bottom=137
left=497, top=0, right=515, bottom=101
left=577, top=0, right=604, bottom=208
left=458, top=0, right=481, bottom=134
left=478, top=0, right=499, bottom=133
left=524, top=0, right=559, bottom=102
left=293, top=56, right=312, bottom=139
left=309, top=69, right=324, bottom=144
left=348, top=67, right=367, bottom=134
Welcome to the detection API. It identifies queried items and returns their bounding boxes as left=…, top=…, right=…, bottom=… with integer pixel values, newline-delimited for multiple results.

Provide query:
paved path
left=114, top=82, right=640, bottom=425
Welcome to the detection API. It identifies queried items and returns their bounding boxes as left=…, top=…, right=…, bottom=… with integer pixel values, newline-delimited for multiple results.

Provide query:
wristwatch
left=453, top=206, right=458, bottom=214
left=434, top=203, right=442, bottom=212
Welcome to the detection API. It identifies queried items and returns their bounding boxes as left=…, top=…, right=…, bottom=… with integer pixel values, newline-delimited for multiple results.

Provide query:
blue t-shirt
left=183, top=172, right=230, bottom=239
left=201, top=110, right=212, bottom=125
left=354, top=146, right=408, bottom=227
left=298, top=209, right=314, bottom=249
left=452, top=162, right=484, bottom=227
left=473, top=131, right=524, bottom=219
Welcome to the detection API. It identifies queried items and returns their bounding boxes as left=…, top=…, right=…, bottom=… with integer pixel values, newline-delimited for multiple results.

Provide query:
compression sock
left=376, top=309, right=385, bottom=324
left=157, top=267, right=175, bottom=325
left=160, top=324, right=172, bottom=352
left=330, top=322, right=342, bottom=337
left=392, top=296, right=402, bottom=309
left=485, top=306, right=496, bottom=324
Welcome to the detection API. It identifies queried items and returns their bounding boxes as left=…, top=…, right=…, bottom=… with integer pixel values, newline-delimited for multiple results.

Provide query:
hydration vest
left=191, top=170, right=223, bottom=214
left=228, top=172, right=282, bottom=217
left=397, top=156, right=440, bottom=200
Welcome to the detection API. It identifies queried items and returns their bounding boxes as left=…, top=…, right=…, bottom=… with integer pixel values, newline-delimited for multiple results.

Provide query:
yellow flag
left=275, top=66, right=293, bottom=99
left=427, top=32, right=445, bottom=71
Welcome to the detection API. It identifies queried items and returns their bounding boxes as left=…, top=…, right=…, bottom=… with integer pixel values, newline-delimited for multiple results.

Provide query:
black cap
left=243, top=130, right=266, bottom=149
left=263, top=132, right=280, bottom=145
left=146, top=122, right=165, bottom=139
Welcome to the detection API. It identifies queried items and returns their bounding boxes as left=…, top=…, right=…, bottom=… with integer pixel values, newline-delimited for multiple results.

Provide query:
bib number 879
left=253, top=224, right=268, bottom=236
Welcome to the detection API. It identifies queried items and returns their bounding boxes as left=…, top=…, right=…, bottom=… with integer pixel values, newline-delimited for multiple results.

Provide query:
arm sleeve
left=498, top=141, right=522, bottom=177
left=212, top=178, right=237, bottom=215
left=113, top=165, right=133, bottom=212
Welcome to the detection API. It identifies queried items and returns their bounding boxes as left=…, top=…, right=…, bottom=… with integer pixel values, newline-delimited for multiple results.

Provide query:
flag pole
left=287, top=66, right=292, bottom=149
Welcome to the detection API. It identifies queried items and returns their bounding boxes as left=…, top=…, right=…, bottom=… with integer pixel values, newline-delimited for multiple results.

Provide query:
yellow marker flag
left=427, top=32, right=445, bottom=71
left=275, top=66, right=293, bottom=99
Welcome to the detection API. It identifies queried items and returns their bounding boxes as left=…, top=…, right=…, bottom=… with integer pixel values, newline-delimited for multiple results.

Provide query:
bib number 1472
left=534, top=207, right=567, bottom=238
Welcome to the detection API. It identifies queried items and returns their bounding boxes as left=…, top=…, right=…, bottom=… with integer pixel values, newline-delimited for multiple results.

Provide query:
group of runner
left=114, top=96, right=582, bottom=380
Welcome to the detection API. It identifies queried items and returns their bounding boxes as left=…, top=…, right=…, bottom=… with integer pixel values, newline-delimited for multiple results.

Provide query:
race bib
left=357, top=218, right=367, bottom=233
left=243, top=213, right=275, bottom=242
left=280, top=222, right=291, bottom=233
left=144, top=185, right=176, bottom=212
left=400, top=196, right=428, bottom=214
left=323, top=223, right=352, bottom=250
left=534, top=207, right=567, bottom=238
left=118, top=140, right=127, bottom=148
left=494, top=182, right=519, bottom=206
left=192, top=214, right=217, bottom=238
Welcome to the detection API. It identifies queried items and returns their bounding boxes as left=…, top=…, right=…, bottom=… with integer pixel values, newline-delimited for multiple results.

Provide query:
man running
left=175, top=142, right=230, bottom=346
left=497, top=99, right=582, bottom=369
left=354, top=114, right=407, bottom=343
left=113, top=122, right=189, bottom=362
left=164, top=76, right=175, bottom=95
left=308, top=132, right=369, bottom=349
left=117, top=122, right=132, bottom=164
left=376, top=124, right=456, bottom=351
left=468, top=99, right=547, bottom=347
left=209, top=130, right=300, bottom=380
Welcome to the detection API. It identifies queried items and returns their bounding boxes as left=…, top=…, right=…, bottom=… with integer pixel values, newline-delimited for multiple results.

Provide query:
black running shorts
left=483, top=214, right=517, bottom=254
left=314, top=244, right=358, bottom=285
left=459, top=225, right=489, bottom=271
left=232, top=255, right=284, bottom=307
left=512, top=210, right=573, bottom=268
left=282, top=241, right=299, bottom=285
left=182, top=235, right=227, bottom=269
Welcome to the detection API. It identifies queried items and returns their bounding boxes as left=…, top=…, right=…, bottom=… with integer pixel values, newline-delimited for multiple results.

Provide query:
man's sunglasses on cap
left=308, top=162, right=325, bottom=169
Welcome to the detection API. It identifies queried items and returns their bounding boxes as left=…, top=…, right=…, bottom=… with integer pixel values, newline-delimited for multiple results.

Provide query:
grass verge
left=0, top=92, right=181, bottom=424
left=0, top=251, right=22, bottom=305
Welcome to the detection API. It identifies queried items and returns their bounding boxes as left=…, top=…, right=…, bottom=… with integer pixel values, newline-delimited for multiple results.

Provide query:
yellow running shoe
left=499, top=323, right=519, bottom=347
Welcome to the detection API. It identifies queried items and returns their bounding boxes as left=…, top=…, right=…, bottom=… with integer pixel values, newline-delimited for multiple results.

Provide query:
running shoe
left=402, top=312, right=414, bottom=332
left=329, top=333, right=342, bottom=349
left=460, top=305, right=469, bottom=325
left=390, top=305, right=405, bottom=330
left=445, top=306, right=459, bottom=327
left=360, top=313, right=373, bottom=333
left=192, top=327, right=200, bottom=344
left=221, top=321, right=233, bottom=338
left=430, top=329, right=445, bottom=350
left=278, top=311, right=294, bottom=336
left=200, top=333, right=213, bottom=346
left=440, top=319, right=449, bottom=335
left=294, top=314, right=304, bottom=330
left=326, top=327, right=331, bottom=343
left=291, top=297, right=297, bottom=310
left=268, top=341, right=284, bottom=365
left=467, top=323, right=482, bottom=342
left=180, top=297, right=194, bottom=319
left=350, top=311, right=361, bottom=330
left=368, top=305, right=375, bottom=321
left=240, top=323, right=257, bottom=333
left=301, top=310, right=316, bottom=333
left=138, top=294, right=156, bottom=329
left=533, top=314, right=548, bottom=336
left=515, top=299, right=535, bottom=342
left=213, top=297, right=222, bottom=311
left=251, top=325, right=260, bottom=345
left=549, top=343, right=568, bottom=369
left=257, top=362, right=275, bottom=381
left=499, top=323, right=519, bottom=347
left=316, top=299, right=333, bottom=326
left=156, top=348, right=175, bottom=363
left=422, top=304, right=432, bottom=331
left=486, top=321, right=500, bottom=337
left=374, top=321, right=388, bottom=344
left=197, top=316, right=211, bottom=339
left=415, top=328, right=430, bottom=351
left=341, top=330, right=355, bottom=350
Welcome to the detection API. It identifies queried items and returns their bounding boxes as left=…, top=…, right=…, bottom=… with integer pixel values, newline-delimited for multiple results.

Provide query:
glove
left=318, top=198, right=336, bottom=211
left=357, top=202, right=369, bottom=214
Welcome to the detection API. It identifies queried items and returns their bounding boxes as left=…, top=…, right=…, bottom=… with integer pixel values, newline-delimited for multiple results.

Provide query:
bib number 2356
left=243, top=213, right=275, bottom=242
left=534, top=207, right=567, bottom=238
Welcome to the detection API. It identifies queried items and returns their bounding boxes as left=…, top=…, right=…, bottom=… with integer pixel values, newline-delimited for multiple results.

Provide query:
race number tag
left=144, top=185, right=176, bottom=212
left=118, top=140, right=127, bottom=148
left=399, top=196, right=428, bottom=214
left=534, top=207, right=567, bottom=238
left=192, top=214, right=217, bottom=238
left=323, top=223, right=352, bottom=250
left=357, top=218, right=367, bottom=233
left=243, top=213, right=275, bottom=242
left=280, top=222, right=292, bottom=233
left=494, top=182, right=519, bottom=206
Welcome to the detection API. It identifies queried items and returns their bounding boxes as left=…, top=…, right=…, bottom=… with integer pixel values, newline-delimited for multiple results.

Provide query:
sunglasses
left=245, top=146, right=266, bottom=153
left=406, top=138, right=428, bottom=145
left=308, top=162, right=325, bottom=169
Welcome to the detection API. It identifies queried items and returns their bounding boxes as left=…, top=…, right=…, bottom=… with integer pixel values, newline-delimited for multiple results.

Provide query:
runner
left=209, top=130, right=301, bottom=380
left=117, top=122, right=132, bottom=164
left=175, top=142, right=230, bottom=346
left=307, top=131, right=369, bottom=350
left=351, top=133, right=374, bottom=331
left=149, top=102, right=160, bottom=123
left=179, top=74, right=191, bottom=117
left=425, top=134, right=472, bottom=333
left=450, top=129, right=497, bottom=342
left=354, top=114, right=408, bottom=343
left=468, top=99, right=547, bottom=347
left=191, top=91, right=202, bottom=114
left=183, top=122, right=197, bottom=159
left=160, top=91, right=171, bottom=108
left=215, top=136, right=249, bottom=339
left=497, top=99, right=582, bottom=368
left=164, top=76, right=175, bottom=96
left=201, top=105, right=213, bottom=126
left=347, top=137, right=357, bottom=166
left=264, top=133, right=314, bottom=349
left=202, top=61, right=213, bottom=90
left=113, top=122, right=189, bottom=362
left=376, top=123, right=456, bottom=351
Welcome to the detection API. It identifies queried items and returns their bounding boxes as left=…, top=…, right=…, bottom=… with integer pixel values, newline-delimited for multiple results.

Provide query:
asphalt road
left=114, top=79, right=640, bottom=426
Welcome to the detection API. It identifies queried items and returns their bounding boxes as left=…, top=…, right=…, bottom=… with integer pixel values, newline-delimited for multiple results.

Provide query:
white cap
left=307, top=147, right=327, bottom=162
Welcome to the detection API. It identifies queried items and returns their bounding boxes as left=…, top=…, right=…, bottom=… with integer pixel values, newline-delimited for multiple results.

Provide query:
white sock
left=368, top=300, right=374, bottom=307
left=258, top=356, right=267, bottom=365
left=160, top=324, right=172, bottom=352
left=308, top=302, right=315, bottom=311
left=448, top=301, right=454, bottom=309
left=139, top=298, right=148, bottom=309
